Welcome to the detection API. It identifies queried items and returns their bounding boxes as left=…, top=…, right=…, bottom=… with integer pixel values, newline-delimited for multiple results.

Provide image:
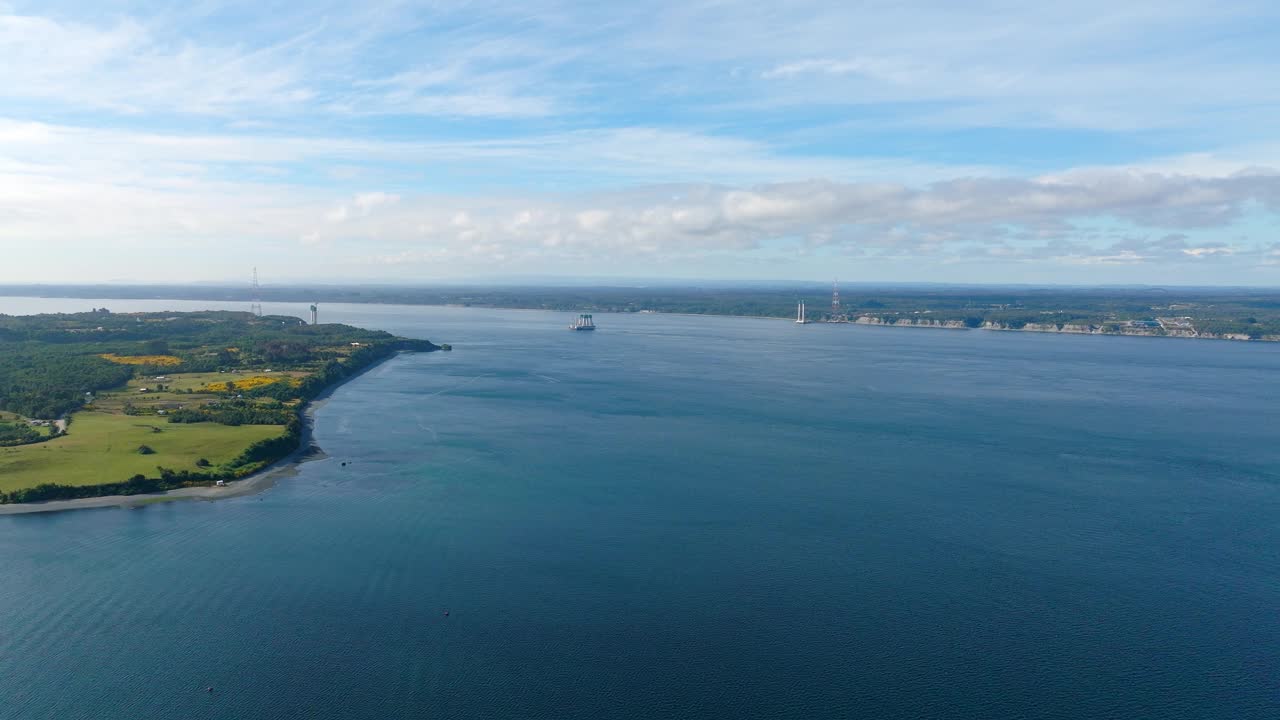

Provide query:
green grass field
left=87, top=372, right=303, bottom=418
left=156, top=370, right=305, bottom=393
left=0, top=411, right=286, bottom=493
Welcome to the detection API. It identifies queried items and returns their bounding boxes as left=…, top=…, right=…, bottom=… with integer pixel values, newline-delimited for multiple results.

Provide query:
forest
left=0, top=310, right=435, bottom=419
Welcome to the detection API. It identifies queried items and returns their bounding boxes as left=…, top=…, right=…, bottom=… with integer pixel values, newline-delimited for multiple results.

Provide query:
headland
left=0, top=310, right=446, bottom=512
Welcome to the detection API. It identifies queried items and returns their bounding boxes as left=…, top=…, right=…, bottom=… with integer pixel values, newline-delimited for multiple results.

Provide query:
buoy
left=443, top=609, right=450, bottom=617
left=206, top=687, right=213, bottom=693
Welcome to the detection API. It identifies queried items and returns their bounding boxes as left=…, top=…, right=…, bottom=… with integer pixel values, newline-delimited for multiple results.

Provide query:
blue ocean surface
left=2, top=299, right=1278, bottom=719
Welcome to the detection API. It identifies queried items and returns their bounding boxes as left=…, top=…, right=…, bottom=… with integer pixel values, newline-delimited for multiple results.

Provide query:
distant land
left=2, top=283, right=1279, bottom=341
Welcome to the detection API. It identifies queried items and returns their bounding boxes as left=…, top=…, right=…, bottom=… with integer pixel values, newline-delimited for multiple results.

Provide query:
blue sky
left=2, top=0, right=1279, bottom=285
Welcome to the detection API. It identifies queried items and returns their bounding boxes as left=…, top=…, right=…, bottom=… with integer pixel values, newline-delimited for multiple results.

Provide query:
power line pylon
left=250, top=267, right=263, bottom=317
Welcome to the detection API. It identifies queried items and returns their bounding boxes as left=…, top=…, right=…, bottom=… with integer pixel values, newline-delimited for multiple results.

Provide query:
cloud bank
left=2, top=1, right=1279, bottom=283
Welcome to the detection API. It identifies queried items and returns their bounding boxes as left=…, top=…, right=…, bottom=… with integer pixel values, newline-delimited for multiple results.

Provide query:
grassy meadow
left=0, top=410, right=285, bottom=493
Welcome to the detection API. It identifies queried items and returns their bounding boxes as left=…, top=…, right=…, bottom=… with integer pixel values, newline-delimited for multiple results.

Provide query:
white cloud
left=761, top=57, right=931, bottom=85
left=336, top=93, right=556, bottom=118
left=326, top=192, right=401, bottom=224
left=343, top=56, right=561, bottom=118
left=289, top=173, right=1280, bottom=271
left=3, top=114, right=1279, bottom=282
left=7, top=1, right=1278, bottom=131
left=0, top=12, right=312, bottom=115
left=0, top=5, right=558, bottom=119
left=650, top=1, right=1280, bottom=130
left=0, top=117, right=1001, bottom=188
left=354, top=192, right=399, bottom=214
left=2, top=1, right=1280, bottom=282
left=4, top=113, right=1278, bottom=279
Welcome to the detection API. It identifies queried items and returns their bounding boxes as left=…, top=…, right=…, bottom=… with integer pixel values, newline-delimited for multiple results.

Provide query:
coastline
left=669, top=311, right=1277, bottom=342
left=420, top=306, right=1279, bottom=343
left=0, top=293, right=1274, bottom=343
left=0, top=350, right=414, bottom=516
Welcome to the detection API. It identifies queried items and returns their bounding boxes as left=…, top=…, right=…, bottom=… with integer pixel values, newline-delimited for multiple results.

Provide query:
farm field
left=0, top=410, right=285, bottom=493
left=155, top=370, right=306, bottom=393
left=90, top=371, right=306, bottom=413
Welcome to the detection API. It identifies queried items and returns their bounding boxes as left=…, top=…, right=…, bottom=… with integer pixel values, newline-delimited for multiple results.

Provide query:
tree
left=143, top=339, right=170, bottom=355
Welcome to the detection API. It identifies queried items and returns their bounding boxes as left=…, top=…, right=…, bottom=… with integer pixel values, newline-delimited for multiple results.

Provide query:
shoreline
left=0, top=351, right=414, bottom=516
left=664, top=311, right=1275, bottom=343
left=0, top=293, right=1274, bottom=344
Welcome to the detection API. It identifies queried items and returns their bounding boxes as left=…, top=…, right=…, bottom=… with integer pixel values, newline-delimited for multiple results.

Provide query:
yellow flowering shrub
left=100, top=354, right=183, bottom=366
left=201, top=375, right=303, bottom=392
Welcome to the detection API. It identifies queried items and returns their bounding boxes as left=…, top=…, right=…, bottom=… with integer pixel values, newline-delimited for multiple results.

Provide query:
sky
left=1, top=0, right=1279, bottom=286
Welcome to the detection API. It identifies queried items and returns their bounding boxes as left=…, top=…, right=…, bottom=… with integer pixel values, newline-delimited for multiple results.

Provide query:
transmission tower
left=250, top=267, right=263, bottom=317
left=831, top=279, right=841, bottom=316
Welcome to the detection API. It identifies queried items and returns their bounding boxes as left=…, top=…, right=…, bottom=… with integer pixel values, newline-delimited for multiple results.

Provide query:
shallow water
left=2, top=298, right=1279, bottom=719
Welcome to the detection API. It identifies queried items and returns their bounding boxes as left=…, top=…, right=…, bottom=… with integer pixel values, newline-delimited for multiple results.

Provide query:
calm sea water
left=2, top=297, right=1279, bottom=719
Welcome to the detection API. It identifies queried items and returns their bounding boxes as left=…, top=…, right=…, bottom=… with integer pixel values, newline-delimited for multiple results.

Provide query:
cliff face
left=855, top=316, right=967, bottom=329
left=987, top=322, right=1104, bottom=334
left=1196, top=332, right=1279, bottom=341
left=853, top=316, right=1279, bottom=342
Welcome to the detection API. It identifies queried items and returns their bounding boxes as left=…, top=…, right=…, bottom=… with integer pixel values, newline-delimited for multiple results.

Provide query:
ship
left=569, top=313, right=596, bottom=331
